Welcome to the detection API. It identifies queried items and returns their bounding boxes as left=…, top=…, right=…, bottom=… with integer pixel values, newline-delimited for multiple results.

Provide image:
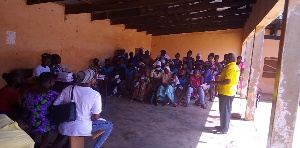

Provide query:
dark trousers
left=218, top=94, right=234, bottom=132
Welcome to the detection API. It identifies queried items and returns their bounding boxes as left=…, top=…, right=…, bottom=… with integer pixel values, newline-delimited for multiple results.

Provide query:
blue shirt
left=101, top=66, right=114, bottom=77
left=126, top=68, right=136, bottom=81
left=203, top=70, right=214, bottom=83
left=178, top=76, right=189, bottom=87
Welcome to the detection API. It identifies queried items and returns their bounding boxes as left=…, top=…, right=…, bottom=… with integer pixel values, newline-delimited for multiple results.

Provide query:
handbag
left=52, top=86, right=76, bottom=124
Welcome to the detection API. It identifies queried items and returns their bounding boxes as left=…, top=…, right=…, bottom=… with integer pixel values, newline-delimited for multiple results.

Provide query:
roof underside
left=27, top=0, right=256, bottom=36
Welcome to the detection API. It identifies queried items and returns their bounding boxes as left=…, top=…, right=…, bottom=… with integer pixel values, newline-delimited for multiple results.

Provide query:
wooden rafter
left=149, top=24, right=244, bottom=36
left=111, top=13, right=249, bottom=25
left=127, top=18, right=247, bottom=31
left=65, top=0, right=192, bottom=14
left=92, top=6, right=251, bottom=21
left=79, top=0, right=92, bottom=4
left=146, top=21, right=245, bottom=33
left=27, top=0, right=63, bottom=5
left=66, top=0, right=255, bottom=14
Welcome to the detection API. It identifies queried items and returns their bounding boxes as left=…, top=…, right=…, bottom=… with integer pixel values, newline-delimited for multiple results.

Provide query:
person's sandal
left=162, top=102, right=170, bottom=106
left=183, top=104, right=189, bottom=107
left=213, top=131, right=227, bottom=134
left=174, top=103, right=178, bottom=107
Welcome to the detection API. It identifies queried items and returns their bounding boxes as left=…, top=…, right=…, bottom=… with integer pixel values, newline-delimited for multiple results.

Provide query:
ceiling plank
left=149, top=24, right=244, bottom=36
left=111, top=13, right=249, bottom=25
left=65, top=0, right=193, bottom=14
left=66, top=0, right=253, bottom=15
left=145, top=21, right=245, bottom=33
left=92, top=6, right=251, bottom=21
left=27, top=0, right=63, bottom=5
left=79, top=0, right=92, bottom=4
left=126, top=18, right=247, bottom=31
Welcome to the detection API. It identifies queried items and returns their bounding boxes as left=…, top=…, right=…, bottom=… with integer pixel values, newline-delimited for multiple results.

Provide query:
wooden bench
left=69, top=130, right=105, bottom=148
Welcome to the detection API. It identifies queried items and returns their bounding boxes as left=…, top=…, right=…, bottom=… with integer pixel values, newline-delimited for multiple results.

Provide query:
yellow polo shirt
left=218, top=62, right=240, bottom=96
left=0, top=114, right=35, bottom=148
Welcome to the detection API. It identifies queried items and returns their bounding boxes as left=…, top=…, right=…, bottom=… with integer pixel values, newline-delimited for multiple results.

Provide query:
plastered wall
left=258, top=39, right=280, bottom=94
left=0, top=0, right=152, bottom=87
left=151, top=29, right=243, bottom=61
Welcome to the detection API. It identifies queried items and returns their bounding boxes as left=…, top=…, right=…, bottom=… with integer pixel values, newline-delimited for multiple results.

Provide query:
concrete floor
left=86, top=96, right=262, bottom=148
left=46, top=94, right=299, bottom=148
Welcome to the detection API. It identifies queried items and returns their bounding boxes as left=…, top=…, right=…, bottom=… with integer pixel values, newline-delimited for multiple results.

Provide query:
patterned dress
left=22, top=90, right=59, bottom=134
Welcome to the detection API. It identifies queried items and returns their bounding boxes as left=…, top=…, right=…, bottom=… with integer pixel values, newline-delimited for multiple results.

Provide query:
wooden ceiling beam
left=112, top=13, right=249, bottom=25
left=65, top=0, right=193, bottom=14
left=145, top=21, right=245, bottom=33
left=27, top=0, right=63, bottom=5
left=92, top=5, right=251, bottom=21
left=149, top=24, right=244, bottom=36
left=66, top=0, right=255, bottom=14
left=126, top=18, right=247, bottom=31
left=79, top=0, right=92, bottom=4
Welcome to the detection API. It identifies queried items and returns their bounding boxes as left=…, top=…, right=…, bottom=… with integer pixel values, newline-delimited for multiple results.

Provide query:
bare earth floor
left=47, top=94, right=299, bottom=148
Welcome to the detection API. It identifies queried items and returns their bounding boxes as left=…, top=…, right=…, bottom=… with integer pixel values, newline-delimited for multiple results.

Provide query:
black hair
left=41, top=53, right=51, bottom=59
left=208, top=54, right=214, bottom=58
left=237, top=56, right=242, bottom=59
left=209, top=53, right=215, bottom=57
left=160, top=50, right=166, bottom=54
left=51, top=54, right=61, bottom=64
left=10, top=105, right=31, bottom=125
left=214, top=55, right=219, bottom=58
left=187, top=50, right=192, bottom=54
left=38, top=72, right=56, bottom=83
left=2, top=73, right=19, bottom=85
left=93, top=58, right=99, bottom=61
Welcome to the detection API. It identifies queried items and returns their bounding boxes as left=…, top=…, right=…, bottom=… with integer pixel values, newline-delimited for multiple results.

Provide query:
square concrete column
left=240, top=38, right=254, bottom=99
left=244, top=29, right=265, bottom=121
left=267, top=0, right=300, bottom=147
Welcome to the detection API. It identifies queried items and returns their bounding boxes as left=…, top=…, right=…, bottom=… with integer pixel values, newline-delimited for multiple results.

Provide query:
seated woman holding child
left=155, top=66, right=179, bottom=106
left=131, top=62, right=150, bottom=102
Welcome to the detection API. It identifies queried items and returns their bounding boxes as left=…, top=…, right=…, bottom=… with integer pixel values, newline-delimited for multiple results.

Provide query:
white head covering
left=197, top=53, right=202, bottom=57
left=156, top=61, right=162, bottom=66
left=76, top=69, right=95, bottom=83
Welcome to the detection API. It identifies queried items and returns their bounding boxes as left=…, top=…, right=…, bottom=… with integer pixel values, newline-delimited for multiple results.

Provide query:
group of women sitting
left=89, top=48, right=244, bottom=109
left=0, top=53, right=112, bottom=148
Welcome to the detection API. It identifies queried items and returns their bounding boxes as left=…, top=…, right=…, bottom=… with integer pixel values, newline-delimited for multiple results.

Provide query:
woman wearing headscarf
left=155, top=66, right=179, bottom=106
left=54, top=69, right=113, bottom=148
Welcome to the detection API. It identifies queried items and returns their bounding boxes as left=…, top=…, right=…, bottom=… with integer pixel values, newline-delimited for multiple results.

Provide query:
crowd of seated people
left=0, top=49, right=244, bottom=147
left=89, top=48, right=243, bottom=109
left=0, top=53, right=113, bottom=148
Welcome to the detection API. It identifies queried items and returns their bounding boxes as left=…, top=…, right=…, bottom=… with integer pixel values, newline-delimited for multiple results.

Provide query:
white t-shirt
left=53, top=85, right=102, bottom=136
left=32, top=65, right=50, bottom=77
left=156, top=55, right=171, bottom=64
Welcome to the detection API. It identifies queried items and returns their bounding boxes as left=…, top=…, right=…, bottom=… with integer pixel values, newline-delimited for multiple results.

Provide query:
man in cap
left=54, top=69, right=113, bottom=148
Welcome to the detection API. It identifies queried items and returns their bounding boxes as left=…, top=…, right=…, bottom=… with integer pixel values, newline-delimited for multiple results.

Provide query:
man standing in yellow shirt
left=209, top=53, right=240, bottom=134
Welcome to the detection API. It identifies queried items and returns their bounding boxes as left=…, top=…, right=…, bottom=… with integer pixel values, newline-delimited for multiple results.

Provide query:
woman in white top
left=33, top=53, right=51, bottom=78
left=149, top=61, right=163, bottom=104
left=53, top=69, right=113, bottom=148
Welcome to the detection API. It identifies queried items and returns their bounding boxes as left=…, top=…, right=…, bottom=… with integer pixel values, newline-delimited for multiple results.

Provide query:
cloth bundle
left=57, top=72, right=73, bottom=82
